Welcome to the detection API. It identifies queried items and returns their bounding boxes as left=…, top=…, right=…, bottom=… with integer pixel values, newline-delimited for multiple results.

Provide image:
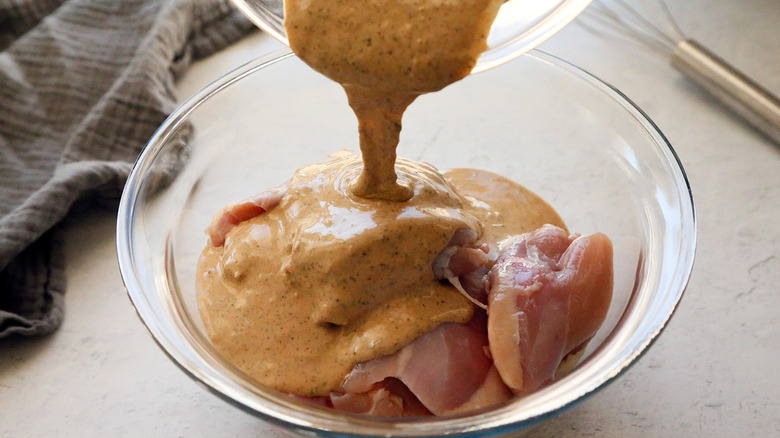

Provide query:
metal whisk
left=579, top=0, right=780, bottom=145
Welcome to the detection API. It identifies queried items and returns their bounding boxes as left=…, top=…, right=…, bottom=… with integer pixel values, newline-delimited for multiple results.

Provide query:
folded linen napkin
left=0, top=0, right=255, bottom=337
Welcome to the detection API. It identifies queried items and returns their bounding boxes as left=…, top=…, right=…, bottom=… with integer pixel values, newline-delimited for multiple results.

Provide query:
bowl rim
left=116, top=48, right=696, bottom=437
left=228, top=0, right=595, bottom=74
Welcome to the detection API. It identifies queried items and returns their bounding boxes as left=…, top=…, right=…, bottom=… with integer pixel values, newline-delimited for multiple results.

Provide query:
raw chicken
left=432, top=227, right=493, bottom=305
left=205, top=182, right=287, bottom=246
left=486, top=224, right=613, bottom=394
left=200, top=176, right=613, bottom=415
left=336, top=314, right=512, bottom=416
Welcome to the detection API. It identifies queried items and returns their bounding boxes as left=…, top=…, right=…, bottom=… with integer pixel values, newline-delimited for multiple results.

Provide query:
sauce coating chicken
left=197, top=153, right=613, bottom=414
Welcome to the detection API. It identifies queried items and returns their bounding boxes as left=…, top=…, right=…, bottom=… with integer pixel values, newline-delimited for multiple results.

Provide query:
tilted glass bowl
left=230, top=0, right=593, bottom=73
left=116, top=48, right=696, bottom=437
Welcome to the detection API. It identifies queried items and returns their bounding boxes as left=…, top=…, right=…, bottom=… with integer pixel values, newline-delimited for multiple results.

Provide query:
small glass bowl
left=117, top=48, right=695, bottom=437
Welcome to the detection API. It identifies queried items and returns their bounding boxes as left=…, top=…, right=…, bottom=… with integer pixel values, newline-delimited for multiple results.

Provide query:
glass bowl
left=230, top=0, right=593, bottom=73
left=116, top=48, right=696, bottom=437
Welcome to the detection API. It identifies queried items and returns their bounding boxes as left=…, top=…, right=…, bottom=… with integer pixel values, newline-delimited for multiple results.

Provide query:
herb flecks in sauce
left=285, top=0, right=503, bottom=201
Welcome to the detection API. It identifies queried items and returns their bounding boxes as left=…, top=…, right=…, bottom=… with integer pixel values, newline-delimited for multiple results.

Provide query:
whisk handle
left=671, top=39, right=780, bottom=145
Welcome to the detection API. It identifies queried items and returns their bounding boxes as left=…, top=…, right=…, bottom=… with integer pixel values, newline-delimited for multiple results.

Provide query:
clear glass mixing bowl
left=230, top=0, right=593, bottom=73
left=116, top=48, right=696, bottom=437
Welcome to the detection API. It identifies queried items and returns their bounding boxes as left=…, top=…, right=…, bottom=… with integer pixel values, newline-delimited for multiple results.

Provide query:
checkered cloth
left=0, top=0, right=255, bottom=337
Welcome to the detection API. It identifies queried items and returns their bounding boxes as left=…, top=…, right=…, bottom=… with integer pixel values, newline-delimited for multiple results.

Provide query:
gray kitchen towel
left=0, top=0, right=255, bottom=338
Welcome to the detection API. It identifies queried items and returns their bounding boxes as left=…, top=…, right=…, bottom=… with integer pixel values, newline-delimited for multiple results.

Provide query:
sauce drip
left=285, top=0, right=503, bottom=201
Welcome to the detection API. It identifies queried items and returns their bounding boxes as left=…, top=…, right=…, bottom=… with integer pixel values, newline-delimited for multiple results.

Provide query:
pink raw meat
left=338, top=314, right=512, bottom=415
left=205, top=183, right=287, bottom=247
left=486, top=224, right=613, bottom=394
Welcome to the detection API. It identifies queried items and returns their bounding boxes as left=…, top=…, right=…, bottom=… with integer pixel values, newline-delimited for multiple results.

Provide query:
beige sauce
left=444, top=168, right=566, bottom=244
left=197, top=0, right=564, bottom=398
left=197, top=154, right=564, bottom=396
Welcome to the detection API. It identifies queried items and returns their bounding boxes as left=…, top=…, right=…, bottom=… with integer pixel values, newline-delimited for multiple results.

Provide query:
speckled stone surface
left=1, top=1, right=778, bottom=436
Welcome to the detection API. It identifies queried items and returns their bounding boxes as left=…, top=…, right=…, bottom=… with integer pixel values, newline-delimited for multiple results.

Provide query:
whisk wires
left=578, top=0, right=780, bottom=145
left=580, top=0, right=687, bottom=56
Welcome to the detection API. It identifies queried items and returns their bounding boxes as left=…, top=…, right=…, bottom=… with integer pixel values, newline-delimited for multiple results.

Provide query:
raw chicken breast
left=486, top=224, right=613, bottom=394
left=205, top=182, right=287, bottom=246
left=338, top=314, right=512, bottom=415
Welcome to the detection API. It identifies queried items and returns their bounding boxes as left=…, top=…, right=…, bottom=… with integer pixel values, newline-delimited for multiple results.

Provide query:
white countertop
left=2, top=0, right=779, bottom=436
